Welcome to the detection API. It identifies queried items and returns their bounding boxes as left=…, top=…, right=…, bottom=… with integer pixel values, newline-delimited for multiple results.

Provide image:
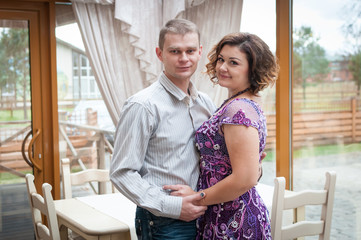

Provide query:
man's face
left=156, top=32, right=202, bottom=84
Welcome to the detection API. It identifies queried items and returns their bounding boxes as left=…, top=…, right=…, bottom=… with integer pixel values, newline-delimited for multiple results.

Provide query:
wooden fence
left=0, top=109, right=113, bottom=175
left=265, top=98, right=361, bottom=150
left=1, top=97, right=360, bottom=174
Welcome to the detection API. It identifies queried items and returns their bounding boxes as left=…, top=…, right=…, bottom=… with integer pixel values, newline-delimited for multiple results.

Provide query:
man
left=110, top=19, right=216, bottom=239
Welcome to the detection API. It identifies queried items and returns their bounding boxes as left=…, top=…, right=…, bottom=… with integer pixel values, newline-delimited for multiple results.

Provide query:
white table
left=55, top=184, right=295, bottom=240
left=54, top=194, right=135, bottom=240
left=77, top=193, right=137, bottom=239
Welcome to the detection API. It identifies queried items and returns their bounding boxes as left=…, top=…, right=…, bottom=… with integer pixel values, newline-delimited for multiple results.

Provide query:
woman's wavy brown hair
left=206, top=32, right=279, bottom=94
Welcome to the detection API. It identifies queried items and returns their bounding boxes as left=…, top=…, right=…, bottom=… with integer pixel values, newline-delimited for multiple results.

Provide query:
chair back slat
left=26, top=174, right=60, bottom=240
left=70, top=169, right=110, bottom=185
left=282, top=220, right=324, bottom=239
left=271, top=171, right=336, bottom=240
left=61, top=158, right=114, bottom=199
left=284, top=190, right=327, bottom=209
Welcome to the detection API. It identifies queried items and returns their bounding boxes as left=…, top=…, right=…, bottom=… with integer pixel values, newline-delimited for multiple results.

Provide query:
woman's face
left=215, top=45, right=250, bottom=95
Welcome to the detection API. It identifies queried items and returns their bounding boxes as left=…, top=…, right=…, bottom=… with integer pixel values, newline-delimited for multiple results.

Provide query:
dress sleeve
left=219, top=99, right=261, bottom=132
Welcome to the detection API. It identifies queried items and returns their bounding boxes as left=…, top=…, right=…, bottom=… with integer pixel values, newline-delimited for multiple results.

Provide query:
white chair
left=25, top=174, right=60, bottom=240
left=61, top=158, right=115, bottom=199
left=271, top=171, right=336, bottom=240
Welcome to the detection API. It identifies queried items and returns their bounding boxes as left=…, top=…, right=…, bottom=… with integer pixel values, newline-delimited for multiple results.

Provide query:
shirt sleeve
left=219, top=99, right=261, bottom=131
left=109, top=101, right=182, bottom=219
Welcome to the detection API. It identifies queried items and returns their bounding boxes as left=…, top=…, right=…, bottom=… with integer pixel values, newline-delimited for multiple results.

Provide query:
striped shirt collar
left=159, top=72, right=199, bottom=101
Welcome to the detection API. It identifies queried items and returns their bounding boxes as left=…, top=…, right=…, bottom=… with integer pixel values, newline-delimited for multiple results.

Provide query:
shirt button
left=149, top=221, right=154, bottom=226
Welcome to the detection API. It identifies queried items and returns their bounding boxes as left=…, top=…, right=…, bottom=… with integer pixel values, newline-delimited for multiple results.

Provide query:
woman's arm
left=164, top=124, right=261, bottom=205
left=199, top=124, right=260, bottom=206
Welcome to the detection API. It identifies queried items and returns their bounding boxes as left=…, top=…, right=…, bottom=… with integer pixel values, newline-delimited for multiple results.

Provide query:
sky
left=241, top=0, right=353, bottom=56
left=56, top=23, right=84, bottom=50
left=56, top=0, right=354, bottom=56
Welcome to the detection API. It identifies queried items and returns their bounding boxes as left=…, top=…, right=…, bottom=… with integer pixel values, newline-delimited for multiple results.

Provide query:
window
left=72, top=51, right=101, bottom=99
left=292, top=0, right=359, bottom=238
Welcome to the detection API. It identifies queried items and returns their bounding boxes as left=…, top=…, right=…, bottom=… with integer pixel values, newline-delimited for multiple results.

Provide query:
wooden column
left=276, top=0, right=293, bottom=189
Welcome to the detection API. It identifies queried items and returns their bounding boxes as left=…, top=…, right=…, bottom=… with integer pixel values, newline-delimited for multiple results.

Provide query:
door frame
left=0, top=0, right=60, bottom=199
left=276, top=0, right=293, bottom=189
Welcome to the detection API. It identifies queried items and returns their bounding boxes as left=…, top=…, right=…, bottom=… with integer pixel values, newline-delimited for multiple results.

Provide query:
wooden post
left=97, top=133, right=106, bottom=194
left=86, top=108, right=98, bottom=126
left=352, top=98, right=356, bottom=142
left=276, top=0, right=293, bottom=189
left=58, top=111, right=68, bottom=161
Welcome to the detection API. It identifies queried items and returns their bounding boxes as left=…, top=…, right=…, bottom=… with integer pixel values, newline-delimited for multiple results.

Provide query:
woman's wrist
left=199, top=190, right=207, bottom=206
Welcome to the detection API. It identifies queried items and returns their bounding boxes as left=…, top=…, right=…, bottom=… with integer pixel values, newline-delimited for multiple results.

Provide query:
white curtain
left=71, top=0, right=243, bottom=125
left=178, top=0, right=243, bottom=104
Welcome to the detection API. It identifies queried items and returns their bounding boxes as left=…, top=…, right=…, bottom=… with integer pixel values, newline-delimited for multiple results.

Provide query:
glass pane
left=73, top=68, right=78, bottom=76
left=81, top=78, right=88, bottom=98
left=81, top=55, right=87, bottom=66
left=73, top=52, right=78, bottom=67
left=81, top=69, right=87, bottom=76
left=241, top=0, right=277, bottom=186
left=293, top=0, right=360, bottom=239
left=90, top=79, right=95, bottom=93
left=56, top=20, right=115, bottom=198
left=0, top=20, right=34, bottom=238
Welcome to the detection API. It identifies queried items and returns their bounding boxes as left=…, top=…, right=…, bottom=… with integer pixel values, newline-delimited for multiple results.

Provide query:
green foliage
left=341, top=0, right=361, bottom=94
left=0, top=109, right=31, bottom=122
left=294, top=143, right=361, bottom=159
left=342, top=0, right=361, bottom=40
left=0, top=170, right=33, bottom=184
left=293, top=26, right=330, bottom=92
left=265, top=143, right=361, bottom=162
left=348, top=49, right=361, bottom=94
left=57, top=71, right=69, bottom=100
left=0, top=28, right=30, bottom=119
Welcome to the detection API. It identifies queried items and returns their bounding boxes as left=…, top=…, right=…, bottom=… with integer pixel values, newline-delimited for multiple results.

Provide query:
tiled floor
left=0, top=183, right=34, bottom=240
left=0, top=182, right=93, bottom=240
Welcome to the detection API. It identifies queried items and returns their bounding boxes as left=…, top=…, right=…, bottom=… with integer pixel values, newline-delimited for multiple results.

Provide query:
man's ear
left=199, top=44, right=203, bottom=56
left=156, top=47, right=163, bottom=62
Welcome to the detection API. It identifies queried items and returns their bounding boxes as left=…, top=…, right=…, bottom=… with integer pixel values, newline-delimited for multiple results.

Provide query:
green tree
left=342, top=0, right=361, bottom=42
left=293, top=26, right=330, bottom=99
left=342, top=0, right=361, bottom=95
left=349, top=49, right=361, bottom=94
left=0, top=28, right=30, bottom=119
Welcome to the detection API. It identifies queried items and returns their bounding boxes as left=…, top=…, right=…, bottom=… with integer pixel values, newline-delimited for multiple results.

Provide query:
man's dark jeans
left=135, top=207, right=197, bottom=240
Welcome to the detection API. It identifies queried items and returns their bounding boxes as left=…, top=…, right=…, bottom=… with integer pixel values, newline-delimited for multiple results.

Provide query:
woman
left=164, top=32, right=279, bottom=239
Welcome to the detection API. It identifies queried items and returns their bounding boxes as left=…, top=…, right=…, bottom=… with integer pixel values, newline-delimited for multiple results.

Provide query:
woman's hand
left=163, top=184, right=196, bottom=197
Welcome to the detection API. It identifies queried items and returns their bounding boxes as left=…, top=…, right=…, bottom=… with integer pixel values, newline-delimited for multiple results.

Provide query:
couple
left=110, top=18, right=278, bottom=240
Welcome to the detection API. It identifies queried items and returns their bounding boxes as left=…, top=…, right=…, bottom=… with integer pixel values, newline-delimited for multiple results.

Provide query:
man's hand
left=163, top=184, right=195, bottom=197
left=260, top=151, right=267, bottom=161
left=258, top=152, right=266, bottom=181
left=179, top=193, right=207, bottom=222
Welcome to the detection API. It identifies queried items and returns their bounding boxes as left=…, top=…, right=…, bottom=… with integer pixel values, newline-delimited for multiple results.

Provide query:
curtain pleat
left=179, top=0, right=243, bottom=105
left=71, top=0, right=243, bottom=124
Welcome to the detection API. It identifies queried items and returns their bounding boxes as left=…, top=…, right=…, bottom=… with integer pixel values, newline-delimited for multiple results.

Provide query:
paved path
left=261, top=151, right=361, bottom=240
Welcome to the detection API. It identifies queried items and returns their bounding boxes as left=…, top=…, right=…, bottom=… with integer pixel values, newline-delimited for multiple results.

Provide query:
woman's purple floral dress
left=195, top=98, right=272, bottom=240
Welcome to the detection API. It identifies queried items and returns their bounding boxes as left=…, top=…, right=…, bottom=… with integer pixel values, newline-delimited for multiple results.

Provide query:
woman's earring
left=213, top=78, right=219, bottom=86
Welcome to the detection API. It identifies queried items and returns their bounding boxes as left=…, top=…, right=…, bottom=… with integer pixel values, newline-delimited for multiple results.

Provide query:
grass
left=264, top=142, right=361, bottom=162
left=0, top=165, right=83, bottom=184
left=294, top=142, right=361, bottom=158
left=0, top=109, right=31, bottom=122
left=0, top=170, right=33, bottom=184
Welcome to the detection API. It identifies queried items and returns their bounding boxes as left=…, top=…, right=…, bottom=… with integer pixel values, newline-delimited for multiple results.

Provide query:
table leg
left=59, top=224, right=68, bottom=240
